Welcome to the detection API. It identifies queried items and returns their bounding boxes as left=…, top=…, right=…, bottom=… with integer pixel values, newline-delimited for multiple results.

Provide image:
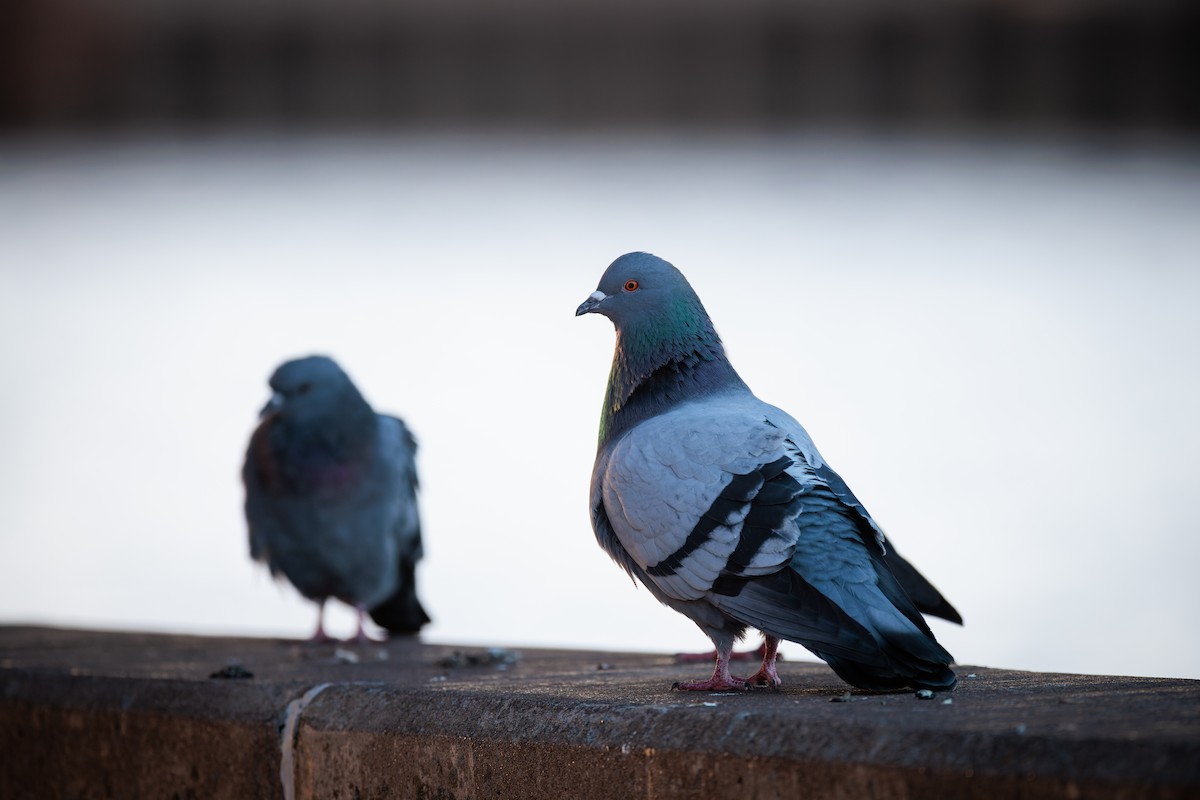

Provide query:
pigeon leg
left=744, top=635, right=782, bottom=688
left=672, top=646, right=751, bottom=691
left=352, top=605, right=382, bottom=644
left=676, top=640, right=768, bottom=664
left=308, top=601, right=335, bottom=643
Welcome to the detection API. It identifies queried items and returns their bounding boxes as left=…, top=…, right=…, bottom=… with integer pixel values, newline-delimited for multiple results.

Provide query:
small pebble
left=830, top=692, right=853, bottom=703
left=942, top=698, right=953, bottom=705
left=333, top=648, right=359, bottom=664
left=916, top=689, right=935, bottom=699
left=209, top=664, right=254, bottom=680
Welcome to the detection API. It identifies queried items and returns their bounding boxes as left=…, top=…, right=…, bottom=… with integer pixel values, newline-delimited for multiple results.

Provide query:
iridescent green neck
left=598, top=303, right=745, bottom=447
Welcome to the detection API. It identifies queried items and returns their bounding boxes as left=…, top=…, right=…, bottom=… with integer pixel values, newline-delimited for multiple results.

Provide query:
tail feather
left=714, top=566, right=958, bottom=692
left=885, top=546, right=963, bottom=625
left=811, top=590, right=958, bottom=692
left=368, top=557, right=430, bottom=634
left=820, top=651, right=957, bottom=692
left=711, top=568, right=893, bottom=669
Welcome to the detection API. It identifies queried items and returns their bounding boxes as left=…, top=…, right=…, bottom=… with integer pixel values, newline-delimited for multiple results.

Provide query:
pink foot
left=745, top=636, right=782, bottom=688
left=744, top=663, right=781, bottom=688
left=672, top=647, right=752, bottom=691
left=673, top=674, right=751, bottom=691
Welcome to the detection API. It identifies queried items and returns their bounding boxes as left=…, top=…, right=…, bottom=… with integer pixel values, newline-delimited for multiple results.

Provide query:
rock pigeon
left=243, top=355, right=430, bottom=642
left=576, top=253, right=961, bottom=692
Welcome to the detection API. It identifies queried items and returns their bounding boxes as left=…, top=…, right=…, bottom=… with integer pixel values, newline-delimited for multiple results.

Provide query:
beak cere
left=575, top=290, right=608, bottom=317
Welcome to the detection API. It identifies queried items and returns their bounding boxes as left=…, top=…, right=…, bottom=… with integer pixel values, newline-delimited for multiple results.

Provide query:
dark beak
left=576, top=291, right=607, bottom=317
left=258, top=392, right=284, bottom=419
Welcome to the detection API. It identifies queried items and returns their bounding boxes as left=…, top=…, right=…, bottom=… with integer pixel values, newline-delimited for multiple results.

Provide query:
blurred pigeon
left=243, top=356, right=429, bottom=642
left=576, top=253, right=960, bottom=691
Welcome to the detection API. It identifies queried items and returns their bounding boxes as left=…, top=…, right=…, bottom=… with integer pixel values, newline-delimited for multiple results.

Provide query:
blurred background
left=1, top=0, right=1198, bottom=679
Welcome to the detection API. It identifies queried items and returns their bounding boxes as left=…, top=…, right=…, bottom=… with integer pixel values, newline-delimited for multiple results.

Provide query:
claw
left=672, top=645, right=755, bottom=691
left=673, top=676, right=750, bottom=692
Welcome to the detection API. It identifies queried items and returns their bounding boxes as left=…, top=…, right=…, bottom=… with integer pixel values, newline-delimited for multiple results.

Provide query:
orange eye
left=623, top=279, right=640, bottom=292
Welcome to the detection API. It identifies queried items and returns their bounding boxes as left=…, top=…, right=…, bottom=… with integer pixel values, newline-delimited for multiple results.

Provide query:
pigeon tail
left=885, top=548, right=963, bottom=624
left=820, top=651, right=958, bottom=692
left=368, top=557, right=430, bottom=634
left=714, top=565, right=957, bottom=692
left=814, top=598, right=958, bottom=692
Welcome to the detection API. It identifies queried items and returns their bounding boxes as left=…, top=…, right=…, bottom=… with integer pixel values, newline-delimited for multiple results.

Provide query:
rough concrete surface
left=1, top=626, right=1197, bottom=799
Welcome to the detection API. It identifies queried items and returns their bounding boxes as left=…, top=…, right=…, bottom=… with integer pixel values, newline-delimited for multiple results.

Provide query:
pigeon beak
left=575, top=290, right=607, bottom=317
left=258, top=392, right=284, bottom=419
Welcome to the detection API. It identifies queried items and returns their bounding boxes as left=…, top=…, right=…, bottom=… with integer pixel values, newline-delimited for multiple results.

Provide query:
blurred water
left=1, top=133, right=1197, bottom=679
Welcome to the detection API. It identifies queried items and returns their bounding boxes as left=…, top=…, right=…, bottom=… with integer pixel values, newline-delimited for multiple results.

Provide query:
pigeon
left=243, top=355, right=430, bottom=642
left=576, top=253, right=961, bottom=692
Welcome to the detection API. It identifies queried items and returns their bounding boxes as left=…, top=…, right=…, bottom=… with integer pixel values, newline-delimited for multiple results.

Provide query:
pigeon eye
left=296, top=382, right=312, bottom=395
left=623, top=280, right=640, bottom=292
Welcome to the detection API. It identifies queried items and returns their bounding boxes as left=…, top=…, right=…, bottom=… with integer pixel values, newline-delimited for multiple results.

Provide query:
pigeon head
left=262, top=355, right=369, bottom=429
left=577, top=252, right=745, bottom=444
left=575, top=252, right=706, bottom=331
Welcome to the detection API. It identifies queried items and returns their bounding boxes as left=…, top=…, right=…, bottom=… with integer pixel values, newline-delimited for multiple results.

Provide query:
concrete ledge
left=2, top=627, right=1197, bottom=799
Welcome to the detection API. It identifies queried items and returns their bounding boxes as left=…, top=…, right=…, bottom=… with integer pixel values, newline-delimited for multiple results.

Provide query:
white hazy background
left=2, top=134, right=1198, bottom=680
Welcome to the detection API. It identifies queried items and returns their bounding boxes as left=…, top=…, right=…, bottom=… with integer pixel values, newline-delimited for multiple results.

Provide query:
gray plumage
left=243, top=355, right=429, bottom=641
left=577, top=253, right=959, bottom=691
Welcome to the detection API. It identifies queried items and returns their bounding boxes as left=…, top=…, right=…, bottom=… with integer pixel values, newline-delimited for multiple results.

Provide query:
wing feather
left=593, top=390, right=959, bottom=674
